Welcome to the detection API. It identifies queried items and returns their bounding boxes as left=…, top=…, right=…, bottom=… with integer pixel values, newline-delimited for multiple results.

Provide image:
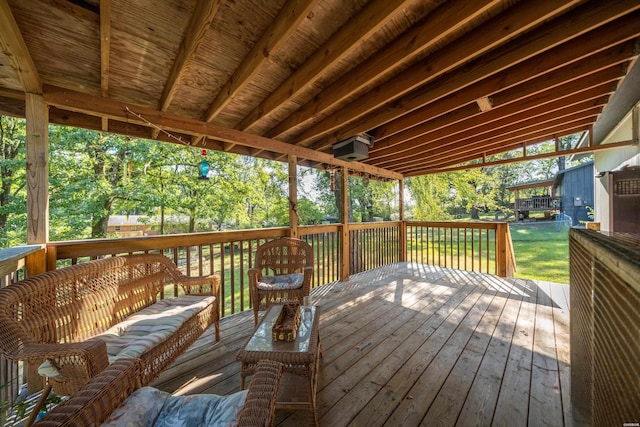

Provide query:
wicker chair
left=248, top=237, right=313, bottom=326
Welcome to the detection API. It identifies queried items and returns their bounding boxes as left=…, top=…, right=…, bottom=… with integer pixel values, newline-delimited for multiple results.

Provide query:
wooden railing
left=405, top=221, right=515, bottom=276
left=0, top=220, right=516, bottom=408
left=299, top=224, right=341, bottom=286
left=0, top=245, right=46, bottom=412
left=515, top=196, right=561, bottom=211
left=349, top=222, right=401, bottom=274
left=569, top=229, right=640, bottom=425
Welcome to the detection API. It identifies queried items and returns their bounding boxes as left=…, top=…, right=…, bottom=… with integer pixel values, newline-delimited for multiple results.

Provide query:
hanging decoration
left=328, top=168, right=336, bottom=192
left=199, top=149, right=210, bottom=180
left=123, top=150, right=132, bottom=183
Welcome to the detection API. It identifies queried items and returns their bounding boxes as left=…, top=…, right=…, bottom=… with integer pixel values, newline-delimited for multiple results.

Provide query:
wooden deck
left=152, top=262, right=572, bottom=426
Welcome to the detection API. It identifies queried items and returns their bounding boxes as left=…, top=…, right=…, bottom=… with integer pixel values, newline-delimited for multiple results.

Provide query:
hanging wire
left=124, top=106, right=193, bottom=147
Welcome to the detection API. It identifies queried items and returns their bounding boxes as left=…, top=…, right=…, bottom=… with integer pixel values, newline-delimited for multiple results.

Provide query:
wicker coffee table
left=237, top=304, right=321, bottom=426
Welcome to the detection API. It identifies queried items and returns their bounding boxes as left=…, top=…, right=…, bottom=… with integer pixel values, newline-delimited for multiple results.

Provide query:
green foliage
left=0, top=117, right=27, bottom=246
left=510, top=223, right=569, bottom=283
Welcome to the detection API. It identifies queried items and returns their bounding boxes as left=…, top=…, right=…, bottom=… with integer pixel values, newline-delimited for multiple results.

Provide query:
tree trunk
left=91, top=197, right=113, bottom=238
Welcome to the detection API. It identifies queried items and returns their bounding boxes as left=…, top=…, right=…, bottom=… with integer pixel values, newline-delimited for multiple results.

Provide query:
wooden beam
left=396, top=114, right=599, bottom=172
left=370, top=75, right=618, bottom=164
left=295, top=0, right=589, bottom=147
left=42, top=85, right=402, bottom=180
left=100, top=0, right=111, bottom=97
left=372, top=36, right=638, bottom=148
left=373, top=98, right=610, bottom=169
left=0, top=0, right=42, bottom=94
left=0, top=87, right=26, bottom=100
left=237, top=0, right=416, bottom=132
left=288, top=155, right=298, bottom=239
left=369, top=73, right=620, bottom=167
left=402, top=122, right=594, bottom=173
left=301, top=2, right=640, bottom=149
left=160, top=0, right=221, bottom=112
left=25, top=93, right=49, bottom=243
left=266, top=0, right=503, bottom=139
left=204, top=0, right=317, bottom=122
left=405, top=139, right=637, bottom=176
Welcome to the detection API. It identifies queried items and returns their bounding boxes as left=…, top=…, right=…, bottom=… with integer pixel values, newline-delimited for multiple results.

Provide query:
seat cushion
left=101, top=386, right=248, bottom=427
left=38, top=295, right=215, bottom=378
left=257, top=273, right=304, bottom=290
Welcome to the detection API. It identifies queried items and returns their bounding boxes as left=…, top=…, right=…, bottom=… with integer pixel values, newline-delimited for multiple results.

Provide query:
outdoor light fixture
left=199, top=149, right=210, bottom=180
left=333, top=134, right=374, bottom=162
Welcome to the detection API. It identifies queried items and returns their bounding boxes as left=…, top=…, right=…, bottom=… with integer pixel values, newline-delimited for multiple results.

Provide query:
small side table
left=236, top=305, right=321, bottom=426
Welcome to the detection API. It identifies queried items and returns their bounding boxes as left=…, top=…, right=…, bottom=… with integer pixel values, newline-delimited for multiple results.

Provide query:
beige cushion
left=256, top=273, right=304, bottom=290
left=38, top=295, right=215, bottom=378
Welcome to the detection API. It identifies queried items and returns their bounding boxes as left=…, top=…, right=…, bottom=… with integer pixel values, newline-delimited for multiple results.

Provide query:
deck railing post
left=340, top=167, right=350, bottom=280
left=496, top=222, right=507, bottom=277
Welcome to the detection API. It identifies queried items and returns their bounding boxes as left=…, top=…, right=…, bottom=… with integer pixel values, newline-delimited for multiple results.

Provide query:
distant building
left=552, top=162, right=594, bottom=226
left=107, top=215, right=191, bottom=237
left=107, top=215, right=151, bottom=237
left=507, top=161, right=594, bottom=226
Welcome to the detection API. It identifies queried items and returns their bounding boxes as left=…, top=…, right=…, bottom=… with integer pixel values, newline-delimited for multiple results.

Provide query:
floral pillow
left=257, top=273, right=304, bottom=290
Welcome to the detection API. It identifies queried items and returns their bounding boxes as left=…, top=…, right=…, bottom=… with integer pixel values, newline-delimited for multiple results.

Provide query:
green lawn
left=509, top=222, right=570, bottom=283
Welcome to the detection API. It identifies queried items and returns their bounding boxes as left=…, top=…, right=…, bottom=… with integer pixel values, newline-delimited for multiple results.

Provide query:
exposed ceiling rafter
left=0, top=0, right=42, bottom=94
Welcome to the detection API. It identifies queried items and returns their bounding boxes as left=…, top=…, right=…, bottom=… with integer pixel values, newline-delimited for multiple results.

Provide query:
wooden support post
left=340, top=167, right=350, bottom=281
left=288, top=155, right=298, bottom=239
left=496, top=222, right=507, bottom=277
left=633, top=105, right=639, bottom=145
left=514, top=189, right=519, bottom=221
left=25, top=246, right=46, bottom=277
left=25, top=93, right=49, bottom=245
left=399, top=178, right=406, bottom=262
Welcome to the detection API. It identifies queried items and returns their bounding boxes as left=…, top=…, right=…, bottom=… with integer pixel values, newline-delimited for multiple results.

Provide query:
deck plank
left=151, top=263, right=571, bottom=427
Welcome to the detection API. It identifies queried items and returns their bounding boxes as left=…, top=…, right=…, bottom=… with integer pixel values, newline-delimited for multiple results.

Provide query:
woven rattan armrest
left=36, top=359, right=282, bottom=427
left=238, top=360, right=284, bottom=427
left=177, top=273, right=220, bottom=296
left=34, top=358, right=141, bottom=427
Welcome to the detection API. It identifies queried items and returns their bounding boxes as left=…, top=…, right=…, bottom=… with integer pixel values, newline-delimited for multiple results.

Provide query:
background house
left=552, top=161, right=594, bottom=226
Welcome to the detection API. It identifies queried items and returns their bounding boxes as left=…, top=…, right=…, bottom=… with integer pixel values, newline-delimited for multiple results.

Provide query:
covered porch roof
left=0, top=0, right=639, bottom=179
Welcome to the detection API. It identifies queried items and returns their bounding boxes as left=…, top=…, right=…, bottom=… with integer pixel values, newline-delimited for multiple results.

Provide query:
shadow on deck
left=152, top=262, right=571, bottom=426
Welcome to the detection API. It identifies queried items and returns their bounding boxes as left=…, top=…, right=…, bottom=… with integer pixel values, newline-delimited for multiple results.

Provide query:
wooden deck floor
left=152, top=262, right=572, bottom=426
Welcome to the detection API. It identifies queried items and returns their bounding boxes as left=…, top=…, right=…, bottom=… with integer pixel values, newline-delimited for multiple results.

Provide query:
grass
left=509, top=221, right=570, bottom=283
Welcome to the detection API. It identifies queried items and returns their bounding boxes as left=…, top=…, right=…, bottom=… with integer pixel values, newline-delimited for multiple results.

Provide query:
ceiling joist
left=406, top=139, right=636, bottom=176
left=204, top=0, right=317, bottom=122
left=297, top=0, right=589, bottom=148
left=160, top=0, right=222, bottom=113
left=237, top=0, right=418, bottom=132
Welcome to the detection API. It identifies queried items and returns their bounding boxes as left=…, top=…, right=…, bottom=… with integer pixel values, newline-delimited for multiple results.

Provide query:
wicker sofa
left=35, top=358, right=283, bottom=426
left=0, top=254, right=220, bottom=398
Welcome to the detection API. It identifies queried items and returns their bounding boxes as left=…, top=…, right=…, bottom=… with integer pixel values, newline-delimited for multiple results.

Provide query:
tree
left=49, top=127, right=143, bottom=239
left=0, top=117, right=26, bottom=246
left=406, top=174, right=451, bottom=220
